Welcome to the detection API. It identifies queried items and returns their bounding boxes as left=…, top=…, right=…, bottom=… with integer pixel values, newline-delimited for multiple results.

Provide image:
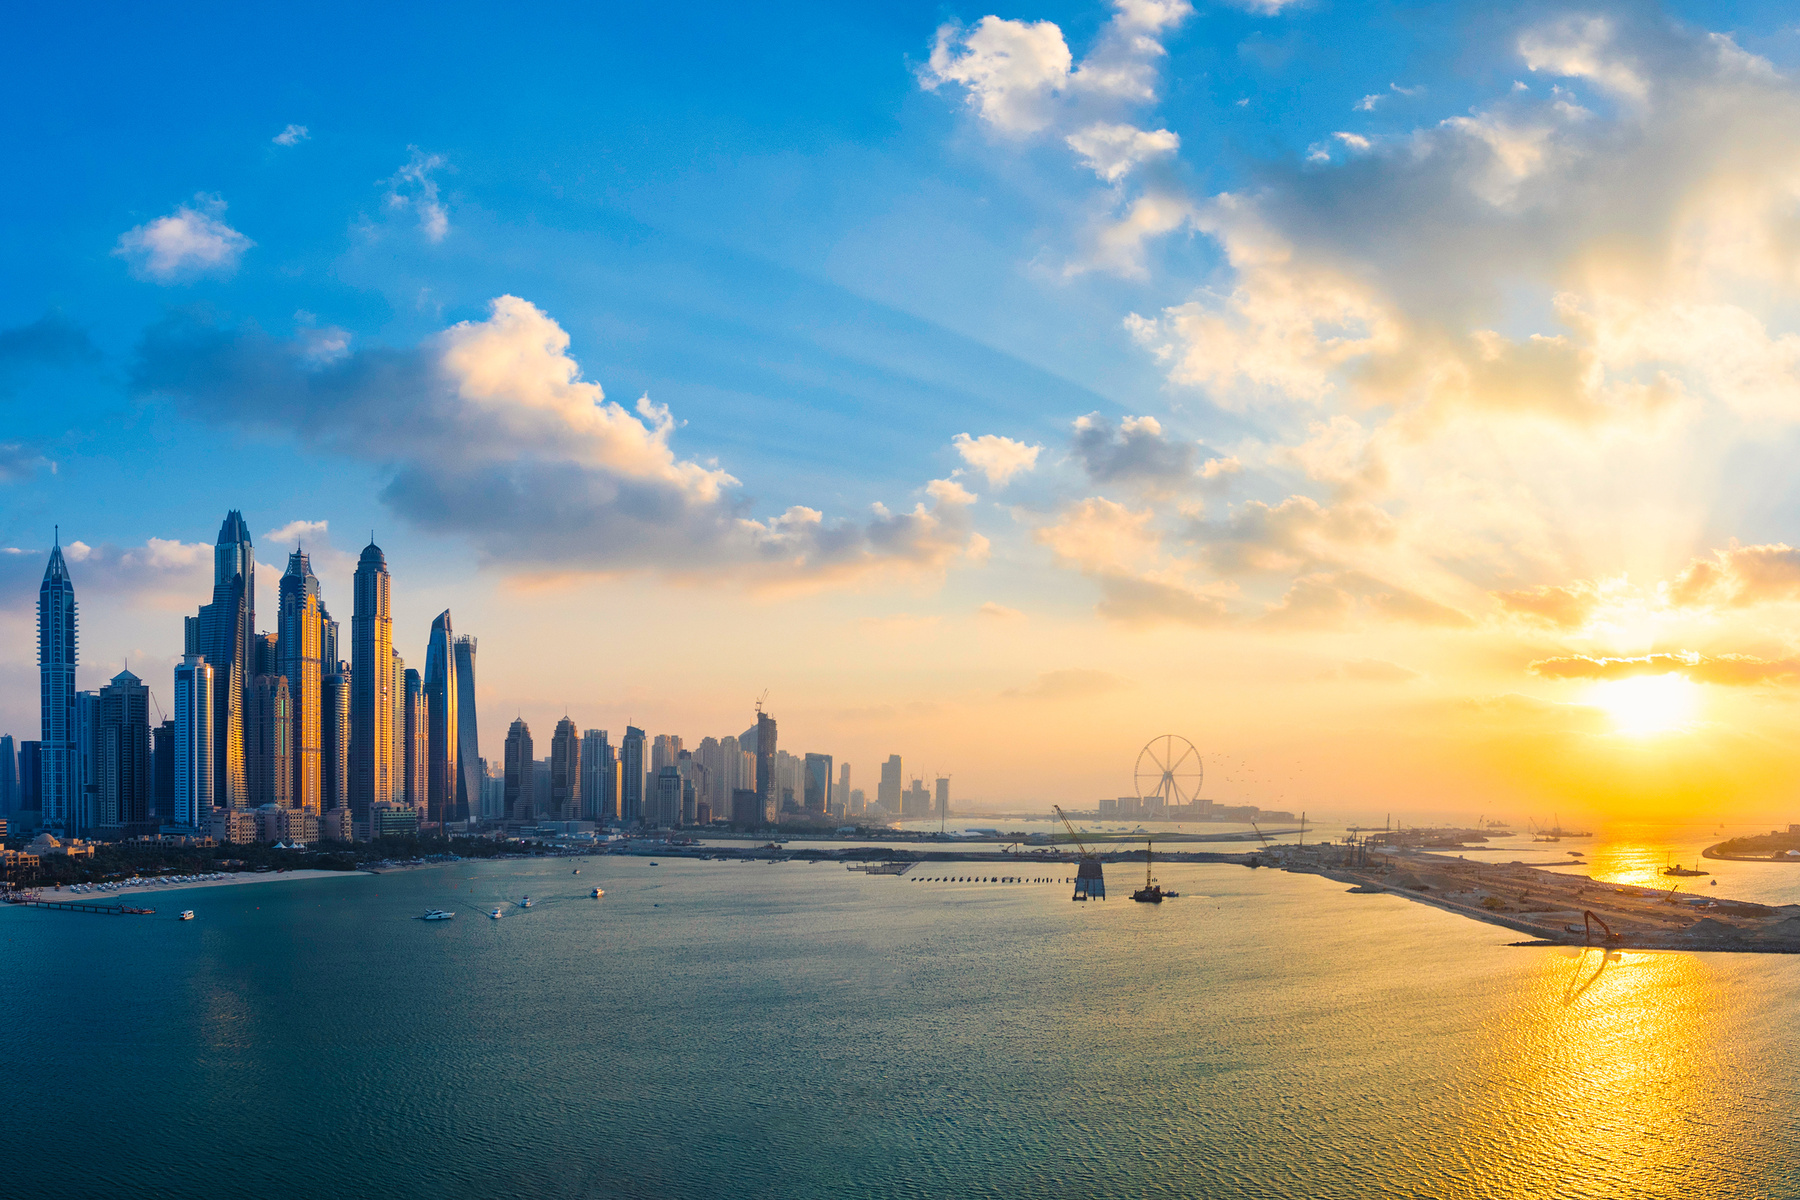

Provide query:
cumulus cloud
left=1668, top=543, right=1800, bottom=608
left=1034, top=496, right=1161, bottom=573
left=1191, top=494, right=1397, bottom=575
left=273, top=124, right=310, bottom=146
left=1066, top=121, right=1180, bottom=182
left=114, top=195, right=253, bottom=282
left=1002, top=668, right=1131, bottom=699
left=1530, top=651, right=1800, bottom=686
left=1262, top=571, right=1471, bottom=629
left=924, top=15, right=1073, bottom=134
left=383, top=147, right=450, bottom=242
left=1493, top=581, right=1605, bottom=629
left=1070, top=412, right=1197, bottom=489
left=1094, top=573, right=1233, bottom=627
left=952, top=432, right=1042, bottom=487
left=131, top=295, right=986, bottom=588
left=0, top=537, right=211, bottom=613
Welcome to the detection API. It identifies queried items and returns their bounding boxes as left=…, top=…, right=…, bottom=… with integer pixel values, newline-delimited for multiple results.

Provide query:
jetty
left=4, top=893, right=156, bottom=916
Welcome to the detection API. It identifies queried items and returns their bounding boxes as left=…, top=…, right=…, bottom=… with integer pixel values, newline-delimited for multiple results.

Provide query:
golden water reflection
left=1450, top=949, right=1721, bottom=1199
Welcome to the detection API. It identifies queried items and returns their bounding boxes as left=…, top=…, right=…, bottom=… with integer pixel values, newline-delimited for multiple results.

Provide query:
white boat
left=520, top=897, right=533, bottom=908
left=489, top=908, right=504, bottom=919
left=590, top=887, right=604, bottom=898
left=179, top=910, right=195, bottom=921
left=421, top=909, right=455, bottom=921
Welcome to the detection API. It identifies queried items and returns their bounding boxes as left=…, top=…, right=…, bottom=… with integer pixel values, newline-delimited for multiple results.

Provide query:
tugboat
left=1130, top=840, right=1178, bottom=903
left=420, top=908, right=455, bottom=921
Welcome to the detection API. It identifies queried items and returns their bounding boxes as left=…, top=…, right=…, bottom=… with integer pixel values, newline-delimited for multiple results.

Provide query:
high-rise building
left=878, top=755, right=902, bottom=817
left=277, top=548, right=324, bottom=813
left=350, top=541, right=394, bottom=826
left=452, top=636, right=480, bottom=823
left=38, top=539, right=77, bottom=835
left=580, top=730, right=615, bottom=822
left=652, top=765, right=681, bottom=828
left=402, top=668, right=427, bottom=808
left=75, top=689, right=99, bottom=836
left=173, top=654, right=214, bottom=828
left=423, top=610, right=458, bottom=826
left=0, top=733, right=16, bottom=814
left=551, top=717, right=581, bottom=821
left=836, top=762, right=851, bottom=814
left=97, top=670, right=151, bottom=834
left=621, top=726, right=646, bottom=825
left=245, top=673, right=292, bottom=809
left=504, top=719, right=533, bottom=823
left=803, top=753, right=832, bottom=814
left=189, top=513, right=253, bottom=811
left=152, top=719, right=174, bottom=822
left=935, top=777, right=950, bottom=824
left=754, top=711, right=777, bottom=824
left=651, top=734, right=683, bottom=776
left=390, top=648, right=406, bottom=803
left=322, top=663, right=350, bottom=814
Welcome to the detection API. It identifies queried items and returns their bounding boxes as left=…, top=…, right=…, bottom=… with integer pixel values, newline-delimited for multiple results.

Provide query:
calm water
left=8, top=829, right=1800, bottom=1199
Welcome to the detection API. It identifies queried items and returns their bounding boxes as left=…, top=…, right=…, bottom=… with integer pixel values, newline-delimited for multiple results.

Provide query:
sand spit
left=1307, top=851, right=1800, bottom=953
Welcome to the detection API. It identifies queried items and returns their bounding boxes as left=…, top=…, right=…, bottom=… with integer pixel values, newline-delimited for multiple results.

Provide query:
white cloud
left=952, top=432, right=1042, bottom=487
left=924, top=16, right=1073, bottom=134
left=273, top=124, right=309, bottom=146
left=1519, top=16, right=1648, bottom=101
left=383, top=147, right=450, bottom=242
left=1065, top=122, right=1180, bottom=182
left=134, top=296, right=987, bottom=589
left=114, top=195, right=253, bottom=283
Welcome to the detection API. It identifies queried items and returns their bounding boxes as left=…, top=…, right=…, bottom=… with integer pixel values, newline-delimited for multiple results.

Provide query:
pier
left=4, top=894, right=156, bottom=916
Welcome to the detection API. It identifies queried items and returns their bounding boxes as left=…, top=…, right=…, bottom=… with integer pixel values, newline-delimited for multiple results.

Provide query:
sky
left=7, top=0, right=1800, bottom=822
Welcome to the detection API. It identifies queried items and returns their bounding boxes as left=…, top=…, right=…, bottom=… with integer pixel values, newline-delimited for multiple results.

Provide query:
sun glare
left=1588, top=674, right=1698, bottom=737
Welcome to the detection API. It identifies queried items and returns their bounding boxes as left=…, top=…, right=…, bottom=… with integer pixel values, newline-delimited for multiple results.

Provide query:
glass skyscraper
left=38, top=538, right=76, bottom=835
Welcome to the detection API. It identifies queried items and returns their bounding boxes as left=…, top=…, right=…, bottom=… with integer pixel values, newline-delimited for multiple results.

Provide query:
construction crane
left=1054, top=805, right=1106, bottom=901
left=754, top=689, right=770, bottom=714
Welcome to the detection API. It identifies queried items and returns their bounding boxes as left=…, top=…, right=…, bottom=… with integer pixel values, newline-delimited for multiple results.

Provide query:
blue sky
left=10, top=1, right=1800, bottom=815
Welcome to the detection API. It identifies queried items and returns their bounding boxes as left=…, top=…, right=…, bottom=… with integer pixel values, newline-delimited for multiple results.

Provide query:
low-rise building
left=318, top=807, right=352, bottom=842
left=254, top=805, right=320, bottom=844
left=27, top=833, right=95, bottom=858
left=209, top=809, right=257, bottom=845
left=370, top=801, right=420, bottom=839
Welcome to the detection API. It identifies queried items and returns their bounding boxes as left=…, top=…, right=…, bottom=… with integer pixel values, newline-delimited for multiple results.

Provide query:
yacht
left=178, top=910, right=195, bottom=921
left=489, top=908, right=504, bottom=919
left=420, top=909, right=455, bottom=921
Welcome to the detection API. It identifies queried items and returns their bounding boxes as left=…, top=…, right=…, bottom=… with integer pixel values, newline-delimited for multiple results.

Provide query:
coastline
left=13, top=868, right=371, bottom=904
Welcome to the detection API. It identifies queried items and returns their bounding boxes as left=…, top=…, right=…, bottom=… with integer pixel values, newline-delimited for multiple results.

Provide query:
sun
left=1588, top=673, right=1698, bottom=736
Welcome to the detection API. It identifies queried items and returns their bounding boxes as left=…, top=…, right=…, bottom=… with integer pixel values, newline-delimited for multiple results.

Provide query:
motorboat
left=489, top=908, right=504, bottom=919
left=572, top=868, right=580, bottom=875
left=420, top=909, right=455, bottom=921
left=178, top=910, right=195, bottom=921
left=590, top=887, right=604, bottom=898
left=520, top=897, right=533, bottom=908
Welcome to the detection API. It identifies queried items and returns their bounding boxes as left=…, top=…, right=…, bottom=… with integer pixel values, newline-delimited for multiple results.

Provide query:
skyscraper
left=580, top=729, right=616, bottom=822
left=837, top=762, right=852, bottom=814
left=423, top=610, right=458, bottom=826
left=350, top=541, right=394, bottom=826
left=97, top=669, right=151, bottom=833
left=278, top=547, right=324, bottom=813
left=390, top=647, right=406, bottom=803
left=152, top=719, right=174, bottom=822
left=403, top=668, right=427, bottom=808
left=504, top=719, right=533, bottom=823
left=38, top=539, right=77, bottom=835
left=453, top=636, right=480, bottom=822
left=803, top=753, right=832, bottom=814
left=935, top=776, right=950, bottom=825
left=652, top=734, right=683, bottom=775
left=322, top=663, right=350, bottom=813
left=190, top=512, right=253, bottom=810
left=551, top=717, right=581, bottom=821
left=173, top=654, right=214, bottom=828
left=621, top=726, right=646, bottom=825
left=0, top=733, right=16, bottom=814
left=755, top=710, right=777, bottom=824
left=878, top=755, right=902, bottom=818
left=245, top=673, right=292, bottom=808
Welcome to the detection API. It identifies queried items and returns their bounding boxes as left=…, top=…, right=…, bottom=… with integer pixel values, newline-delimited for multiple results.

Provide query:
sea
left=6, top=822, right=1800, bottom=1199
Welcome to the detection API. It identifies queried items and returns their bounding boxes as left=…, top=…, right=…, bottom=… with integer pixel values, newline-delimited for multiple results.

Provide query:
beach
left=26, top=868, right=368, bottom=903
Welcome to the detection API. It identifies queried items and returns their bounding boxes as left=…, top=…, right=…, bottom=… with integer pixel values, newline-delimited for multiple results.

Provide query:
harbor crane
left=1054, top=805, right=1107, bottom=901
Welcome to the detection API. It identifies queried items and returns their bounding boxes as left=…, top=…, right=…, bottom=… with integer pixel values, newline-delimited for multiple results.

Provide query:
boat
left=1130, top=840, right=1178, bottom=903
left=572, top=868, right=580, bottom=875
left=178, top=910, right=195, bottom=921
left=420, top=909, right=455, bottom=921
left=520, top=897, right=533, bottom=908
left=590, top=887, right=604, bottom=898
left=489, top=908, right=504, bottom=919
left=1662, top=855, right=1709, bottom=878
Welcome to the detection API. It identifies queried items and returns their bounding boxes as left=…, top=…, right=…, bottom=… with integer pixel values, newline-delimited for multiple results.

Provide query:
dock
left=4, top=894, right=156, bottom=916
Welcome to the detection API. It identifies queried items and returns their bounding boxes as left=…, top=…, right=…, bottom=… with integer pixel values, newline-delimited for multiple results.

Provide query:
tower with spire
left=187, top=511, right=254, bottom=808
left=350, top=537, right=394, bottom=828
left=424, top=609, right=458, bottom=826
left=38, top=531, right=77, bottom=834
left=279, top=545, right=324, bottom=813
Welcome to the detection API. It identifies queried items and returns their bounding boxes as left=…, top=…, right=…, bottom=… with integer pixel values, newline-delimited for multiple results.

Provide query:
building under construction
left=1055, top=805, right=1106, bottom=900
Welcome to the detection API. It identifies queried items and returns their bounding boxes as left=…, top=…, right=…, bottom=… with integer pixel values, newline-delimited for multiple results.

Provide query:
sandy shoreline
left=15, top=869, right=370, bottom=904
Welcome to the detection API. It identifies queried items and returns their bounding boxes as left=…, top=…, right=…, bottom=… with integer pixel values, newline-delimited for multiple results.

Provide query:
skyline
left=9, top=1, right=1800, bottom=818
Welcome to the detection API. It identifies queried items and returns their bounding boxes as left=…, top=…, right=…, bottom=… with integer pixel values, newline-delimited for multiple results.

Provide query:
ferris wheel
left=1135, top=735, right=1203, bottom=809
